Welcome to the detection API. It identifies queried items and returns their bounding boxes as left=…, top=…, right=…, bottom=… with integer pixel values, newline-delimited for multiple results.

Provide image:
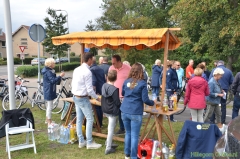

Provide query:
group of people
left=182, top=59, right=235, bottom=133
left=41, top=53, right=154, bottom=159
left=150, top=58, right=238, bottom=133
left=41, top=53, right=239, bottom=159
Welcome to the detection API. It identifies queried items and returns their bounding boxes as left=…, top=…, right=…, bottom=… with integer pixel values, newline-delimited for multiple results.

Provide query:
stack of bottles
left=59, top=125, right=70, bottom=144
left=150, top=141, right=176, bottom=159
left=48, top=122, right=60, bottom=141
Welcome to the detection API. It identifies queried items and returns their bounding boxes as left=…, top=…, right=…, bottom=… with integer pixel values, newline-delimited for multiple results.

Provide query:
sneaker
left=105, top=148, right=116, bottom=155
left=111, top=143, right=119, bottom=149
left=87, top=141, right=102, bottom=149
left=115, top=129, right=125, bottom=135
left=105, top=142, right=119, bottom=149
left=79, top=141, right=86, bottom=148
left=125, top=155, right=130, bottom=159
left=170, top=119, right=177, bottom=122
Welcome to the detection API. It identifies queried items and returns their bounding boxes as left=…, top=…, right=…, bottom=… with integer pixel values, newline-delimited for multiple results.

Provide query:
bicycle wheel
left=35, top=93, right=46, bottom=110
left=2, top=93, right=23, bottom=110
left=175, top=90, right=186, bottom=115
left=52, top=95, right=65, bottom=114
left=61, top=102, right=71, bottom=120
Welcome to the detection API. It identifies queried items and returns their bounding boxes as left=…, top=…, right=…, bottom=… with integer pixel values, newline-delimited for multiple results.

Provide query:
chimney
left=0, top=28, right=2, bottom=35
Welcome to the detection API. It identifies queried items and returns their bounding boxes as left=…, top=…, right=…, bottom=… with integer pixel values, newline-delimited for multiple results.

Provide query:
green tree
left=42, top=8, right=69, bottom=58
left=170, top=0, right=240, bottom=71
left=85, top=0, right=178, bottom=72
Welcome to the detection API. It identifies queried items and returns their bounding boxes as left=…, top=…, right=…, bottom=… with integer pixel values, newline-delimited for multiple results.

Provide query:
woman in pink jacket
left=184, top=68, right=210, bottom=122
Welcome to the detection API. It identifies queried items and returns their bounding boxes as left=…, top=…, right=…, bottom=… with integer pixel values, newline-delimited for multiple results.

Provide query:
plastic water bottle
left=53, top=124, right=60, bottom=141
left=48, top=125, right=53, bottom=141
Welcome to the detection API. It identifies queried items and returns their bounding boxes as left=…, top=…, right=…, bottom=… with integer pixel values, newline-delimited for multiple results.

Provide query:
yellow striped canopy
left=52, top=28, right=181, bottom=50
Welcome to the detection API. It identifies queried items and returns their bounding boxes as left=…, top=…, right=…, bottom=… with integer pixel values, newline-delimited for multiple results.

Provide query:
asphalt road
left=0, top=65, right=234, bottom=124
left=0, top=65, right=19, bottom=76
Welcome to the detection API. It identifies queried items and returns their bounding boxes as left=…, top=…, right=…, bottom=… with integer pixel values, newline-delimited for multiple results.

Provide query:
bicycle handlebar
left=0, top=79, right=8, bottom=82
left=62, top=77, right=72, bottom=81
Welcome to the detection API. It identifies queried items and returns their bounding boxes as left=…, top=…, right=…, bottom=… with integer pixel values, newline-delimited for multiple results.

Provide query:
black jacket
left=232, top=72, right=240, bottom=95
left=101, top=83, right=121, bottom=116
left=90, top=63, right=106, bottom=95
left=99, top=63, right=110, bottom=77
left=0, top=108, right=35, bottom=138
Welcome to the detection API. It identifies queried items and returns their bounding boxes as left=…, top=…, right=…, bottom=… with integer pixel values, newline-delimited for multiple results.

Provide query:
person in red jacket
left=184, top=68, right=210, bottom=122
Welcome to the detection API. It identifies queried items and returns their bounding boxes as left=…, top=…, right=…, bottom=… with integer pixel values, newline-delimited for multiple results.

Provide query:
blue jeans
left=152, top=87, right=160, bottom=97
left=166, top=91, right=174, bottom=120
left=211, top=91, right=227, bottom=124
left=232, top=94, right=240, bottom=119
left=73, top=96, right=93, bottom=144
left=122, top=112, right=142, bottom=159
left=95, top=106, right=103, bottom=127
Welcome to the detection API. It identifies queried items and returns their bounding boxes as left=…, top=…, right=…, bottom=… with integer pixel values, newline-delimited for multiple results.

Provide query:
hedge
left=15, top=62, right=80, bottom=77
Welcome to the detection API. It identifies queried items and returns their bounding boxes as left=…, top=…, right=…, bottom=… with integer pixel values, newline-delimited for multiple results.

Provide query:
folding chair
left=5, top=115, right=37, bottom=159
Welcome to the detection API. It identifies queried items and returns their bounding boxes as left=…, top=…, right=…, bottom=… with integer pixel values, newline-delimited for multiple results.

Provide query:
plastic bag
left=214, top=116, right=240, bottom=159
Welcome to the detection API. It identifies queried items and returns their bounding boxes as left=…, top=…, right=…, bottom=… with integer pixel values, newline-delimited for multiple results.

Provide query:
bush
left=70, top=57, right=81, bottom=62
left=14, top=58, right=21, bottom=64
left=0, top=58, right=7, bottom=65
left=23, top=58, right=34, bottom=64
left=70, top=52, right=75, bottom=56
left=15, top=62, right=80, bottom=77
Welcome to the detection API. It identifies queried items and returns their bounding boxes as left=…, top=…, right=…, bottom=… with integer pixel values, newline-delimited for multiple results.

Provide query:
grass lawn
left=0, top=103, right=183, bottom=159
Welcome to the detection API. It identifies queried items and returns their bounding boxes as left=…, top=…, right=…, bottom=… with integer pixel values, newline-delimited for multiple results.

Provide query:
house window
left=21, top=42, right=28, bottom=45
left=21, top=38, right=27, bottom=41
left=2, top=41, right=6, bottom=47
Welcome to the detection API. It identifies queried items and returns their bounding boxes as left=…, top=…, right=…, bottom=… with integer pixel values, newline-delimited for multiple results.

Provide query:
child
left=101, top=70, right=121, bottom=155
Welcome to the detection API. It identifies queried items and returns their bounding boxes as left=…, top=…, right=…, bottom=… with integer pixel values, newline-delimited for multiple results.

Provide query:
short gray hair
left=217, top=60, right=224, bottom=66
left=155, top=59, right=161, bottom=65
left=213, top=68, right=224, bottom=75
left=45, top=58, right=55, bottom=67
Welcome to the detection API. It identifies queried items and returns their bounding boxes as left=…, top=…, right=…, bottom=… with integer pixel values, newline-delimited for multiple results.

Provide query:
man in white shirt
left=72, top=52, right=102, bottom=149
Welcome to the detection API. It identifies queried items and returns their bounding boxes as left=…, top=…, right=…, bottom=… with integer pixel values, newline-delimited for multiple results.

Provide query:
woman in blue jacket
left=121, top=63, right=155, bottom=159
left=41, top=58, right=65, bottom=127
left=151, top=59, right=163, bottom=99
left=166, top=61, right=179, bottom=122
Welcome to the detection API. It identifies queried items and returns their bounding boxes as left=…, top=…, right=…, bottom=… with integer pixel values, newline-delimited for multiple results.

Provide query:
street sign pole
left=29, top=24, right=45, bottom=83
left=3, top=0, right=16, bottom=109
left=37, top=26, right=41, bottom=82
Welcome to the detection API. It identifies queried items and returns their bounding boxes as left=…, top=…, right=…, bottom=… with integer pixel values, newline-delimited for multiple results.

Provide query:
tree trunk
left=227, top=55, right=233, bottom=71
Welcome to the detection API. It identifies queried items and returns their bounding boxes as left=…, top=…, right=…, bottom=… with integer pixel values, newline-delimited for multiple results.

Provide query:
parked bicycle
left=0, top=78, right=9, bottom=100
left=37, top=77, right=73, bottom=116
left=2, top=76, right=45, bottom=110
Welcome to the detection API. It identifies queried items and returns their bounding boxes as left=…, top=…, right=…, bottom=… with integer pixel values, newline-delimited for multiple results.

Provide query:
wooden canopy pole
left=160, top=30, right=170, bottom=103
left=80, top=43, right=85, bottom=64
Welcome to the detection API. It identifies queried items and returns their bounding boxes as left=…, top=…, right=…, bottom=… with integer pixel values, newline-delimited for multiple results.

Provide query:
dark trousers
left=210, top=91, right=227, bottom=124
left=119, top=111, right=125, bottom=130
left=232, top=94, right=240, bottom=119
left=166, top=91, right=174, bottom=120
left=95, top=106, right=103, bottom=127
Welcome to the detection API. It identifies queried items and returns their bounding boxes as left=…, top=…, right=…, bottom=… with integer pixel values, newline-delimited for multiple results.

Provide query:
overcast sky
left=0, top=0, right=103, bottom=33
